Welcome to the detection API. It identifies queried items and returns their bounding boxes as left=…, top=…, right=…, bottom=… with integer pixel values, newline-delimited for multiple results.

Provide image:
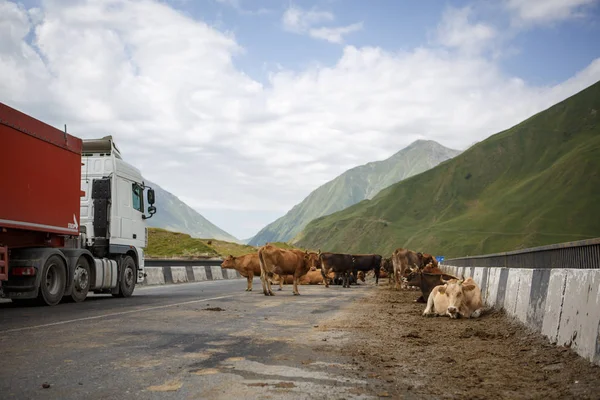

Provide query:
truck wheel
left=38, top=255, right=67, bottom=306
left=69, top=257, right=91, bottom=303
left=113, top=255, right=136, bottom=298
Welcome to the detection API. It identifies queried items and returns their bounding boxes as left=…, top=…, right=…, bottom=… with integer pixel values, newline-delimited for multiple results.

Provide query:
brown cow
left=423, top=277, right=484, bottom=319
left=392, top=248, right=423, bottom=290
left=357, top=271, right=366, bottom=283
left=298, top=267, right=332, bottom=285
left=258, top=245, right=320, bottom=296
left=220, top=254, right=283, bottom=292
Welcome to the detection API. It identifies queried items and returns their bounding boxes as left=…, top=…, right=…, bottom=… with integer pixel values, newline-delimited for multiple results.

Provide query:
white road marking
left=1, top=294, right=238, bottom=334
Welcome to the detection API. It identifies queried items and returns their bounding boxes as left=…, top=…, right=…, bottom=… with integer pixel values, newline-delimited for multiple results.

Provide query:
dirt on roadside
left=320, top=282, right=600, bottom=399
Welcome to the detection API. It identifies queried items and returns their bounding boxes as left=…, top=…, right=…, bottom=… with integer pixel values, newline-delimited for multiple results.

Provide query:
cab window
left=132, top=183, right=143, bottom=212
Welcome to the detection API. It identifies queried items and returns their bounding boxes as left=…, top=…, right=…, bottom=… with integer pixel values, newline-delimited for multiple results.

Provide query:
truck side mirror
left=143, top=205, right=157, bottom=220
left=147, top=188, right=155, bottom=205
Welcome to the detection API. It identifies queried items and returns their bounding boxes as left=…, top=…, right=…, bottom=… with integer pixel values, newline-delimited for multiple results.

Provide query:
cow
left=423, top=277, right=484, bottom=319
left=258, top=244, right=320, bottom=296
left=296, top=267, right=331, bottom=285
left=405, top=266, right=458, bottom=303
left=319, top=252, right=354, bottom=288
left=380, top=257, right=393, bottom=285
left=391, top=248, right=437, bottom=290
left=220, top=253, right=283, bottom=292
left=357, top=271, right=365, bottom=283
left=351, top=254, right=382, bottom=285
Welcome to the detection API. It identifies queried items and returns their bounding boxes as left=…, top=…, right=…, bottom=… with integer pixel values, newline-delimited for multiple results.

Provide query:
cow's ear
left=438, top=286, right=446, bottom=294
left=463, top=284, right=476, bottom=292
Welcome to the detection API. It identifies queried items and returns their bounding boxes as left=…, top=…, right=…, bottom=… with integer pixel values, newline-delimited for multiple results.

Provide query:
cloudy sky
left=1, top=0, right=600, bottom=240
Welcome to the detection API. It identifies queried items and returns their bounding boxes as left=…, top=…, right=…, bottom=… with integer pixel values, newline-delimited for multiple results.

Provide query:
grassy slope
left=146, top=228, right=305, bottom=258
left=249, top=140, right=460, bottom=246
left=294, top=81, right=600, bottom=258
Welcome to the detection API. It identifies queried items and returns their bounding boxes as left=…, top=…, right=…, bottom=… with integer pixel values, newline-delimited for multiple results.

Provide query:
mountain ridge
left=249, top=140, right=461, bottom=246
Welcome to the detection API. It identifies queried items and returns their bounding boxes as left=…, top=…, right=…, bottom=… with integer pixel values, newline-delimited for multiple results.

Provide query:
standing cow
left=380, top=257, right=394, bottom=285
left=258, top=244, right=320, bottom=296
left=220, top=254, right=283, bottom=292
left=319, top=252, right=354, bottom=288
left=423, top=277, right=484, bottom=319
left=351, top=254, right=382, bottom=285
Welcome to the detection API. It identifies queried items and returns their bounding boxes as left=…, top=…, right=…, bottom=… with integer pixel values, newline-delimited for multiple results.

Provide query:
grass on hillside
left=294, top=81, right=600, bottom=258
left=146, top=228, right=307, bottom=259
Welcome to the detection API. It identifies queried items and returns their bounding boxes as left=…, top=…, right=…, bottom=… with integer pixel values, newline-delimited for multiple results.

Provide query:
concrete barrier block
left=171, top=267, right=188, bottom=283
left=541, top=269, right=568, bottom=344
left=514, top=269, right=533, bottom=324
left=210, top=266, right=224, bottom=280
left=526, top=269, right=551, bottom=331
left=193, top=266, right=208, bottom=281
left=473, top=267, right=484, bottom=287
left=144, top=267, right=165, bottom=285
left=572, top=270, right=600, bottom=365
left=504, top=269, right=521, bottom=316
left=557, top=270, right=600, bottom=353
left=485, top=268, right=500, bottom=307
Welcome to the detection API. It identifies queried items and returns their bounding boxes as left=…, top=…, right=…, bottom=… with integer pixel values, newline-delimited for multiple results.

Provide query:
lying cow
left=258, top=244, right=320, bottom=296
left=221, top=254, right=283, bottom=292
left=351, top=254, right=382, bottom=285
left=423, top=277, right=484, bottom=319
left=298, top=267, right=333, bottom=285
left=320, top=252, right=354, bottom=288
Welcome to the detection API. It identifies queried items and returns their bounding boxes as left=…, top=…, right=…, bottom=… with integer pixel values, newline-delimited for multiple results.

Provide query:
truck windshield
left=132, top=183, right=143, bottom=212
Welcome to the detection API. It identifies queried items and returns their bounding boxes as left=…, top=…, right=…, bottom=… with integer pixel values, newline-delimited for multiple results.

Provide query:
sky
left=1, top=0, right=600, bottom=240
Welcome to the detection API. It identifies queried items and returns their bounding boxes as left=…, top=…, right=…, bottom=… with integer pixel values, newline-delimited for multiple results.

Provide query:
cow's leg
left=470, top=308, right=483, bottom=318
left=246, top=271, right=253, bottom=291
left=423, top=291, right=436, bottom=317
left=292, top=273, right=300, bottom=295
left=266, top=272, right=275, bottom=296
left=375, top=267, right=380, bottom=285
left=260, top=270, right=269, bottom=296
left=278, top=275, right=283, bottom=291
left=322, top=269, right=330, bottom=288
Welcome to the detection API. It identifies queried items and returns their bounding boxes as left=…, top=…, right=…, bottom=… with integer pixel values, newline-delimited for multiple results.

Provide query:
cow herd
left=220, top=244, right=485, bottom=319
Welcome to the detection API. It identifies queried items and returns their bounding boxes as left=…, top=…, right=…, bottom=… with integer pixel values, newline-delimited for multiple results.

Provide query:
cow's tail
left=258, top=248, right=266, bottom=278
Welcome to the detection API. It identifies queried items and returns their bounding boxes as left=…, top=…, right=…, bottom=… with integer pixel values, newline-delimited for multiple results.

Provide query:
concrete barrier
left=142, top=264, right=242, bottom=286
left=442, top=264, right=600, bottom=366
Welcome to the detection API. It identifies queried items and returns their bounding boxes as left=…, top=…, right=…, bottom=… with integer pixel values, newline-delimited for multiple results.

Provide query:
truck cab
left=80, top=136, right=156, bottom=288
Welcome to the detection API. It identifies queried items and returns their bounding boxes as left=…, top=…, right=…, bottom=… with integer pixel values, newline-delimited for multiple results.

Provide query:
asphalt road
left=0, top=279, right=374, bottom=400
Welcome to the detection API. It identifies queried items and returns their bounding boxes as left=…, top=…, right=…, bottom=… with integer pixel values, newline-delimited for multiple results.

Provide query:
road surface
left=0, top=279, right=374, bottom=400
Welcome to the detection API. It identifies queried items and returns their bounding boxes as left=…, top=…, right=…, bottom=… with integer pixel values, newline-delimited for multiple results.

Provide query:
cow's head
left=221, top=255, right=236, bottom=269
left=304, top=251, right=321, bottom=271
left=404, top=266, right=421, bottom=286
left=357, top=271, right=365, bottom=282
left=438, top=278, right=477, bottom=318
left=421, top=253, right=438, bottom=268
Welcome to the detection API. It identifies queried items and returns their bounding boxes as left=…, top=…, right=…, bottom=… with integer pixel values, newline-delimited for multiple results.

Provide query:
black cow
left=405, top=268, right=458, bottom=303
left=351, top=254, right=382, bottom=285
left=319, top=252, right=354, bottom=288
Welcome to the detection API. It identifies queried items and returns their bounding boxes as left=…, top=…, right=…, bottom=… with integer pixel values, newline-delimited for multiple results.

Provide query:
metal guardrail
left=445, top=238, right=600, bottom=269
left=145, top=258, right=224, bottom=267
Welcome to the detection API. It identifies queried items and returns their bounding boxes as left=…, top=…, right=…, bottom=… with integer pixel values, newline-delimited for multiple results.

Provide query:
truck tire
left=112, top=255, right=136, bottom=298
left=69, top=257, right=91, bottom=303
left=38, top=255, right=67, bottom=306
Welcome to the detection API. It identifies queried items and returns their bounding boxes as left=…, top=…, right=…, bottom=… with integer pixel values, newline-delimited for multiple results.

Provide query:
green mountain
left=293, top=81, right=600, bottom=258
left=144, top=180, right=239, bottom=242
left=248, top=140, right=461, bottom=246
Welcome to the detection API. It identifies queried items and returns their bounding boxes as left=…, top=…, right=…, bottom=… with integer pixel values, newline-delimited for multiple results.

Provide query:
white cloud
left=309, top=22, right=364, bottom=44
left=215, top=0, right=271, bottom=15
left=507, top=0, right=599, bottom=24
left=437, top=7, right=496, bottom=54
left=282, top=5, right=362, bottom=43
left=1, top=0, right=599, bottom=238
